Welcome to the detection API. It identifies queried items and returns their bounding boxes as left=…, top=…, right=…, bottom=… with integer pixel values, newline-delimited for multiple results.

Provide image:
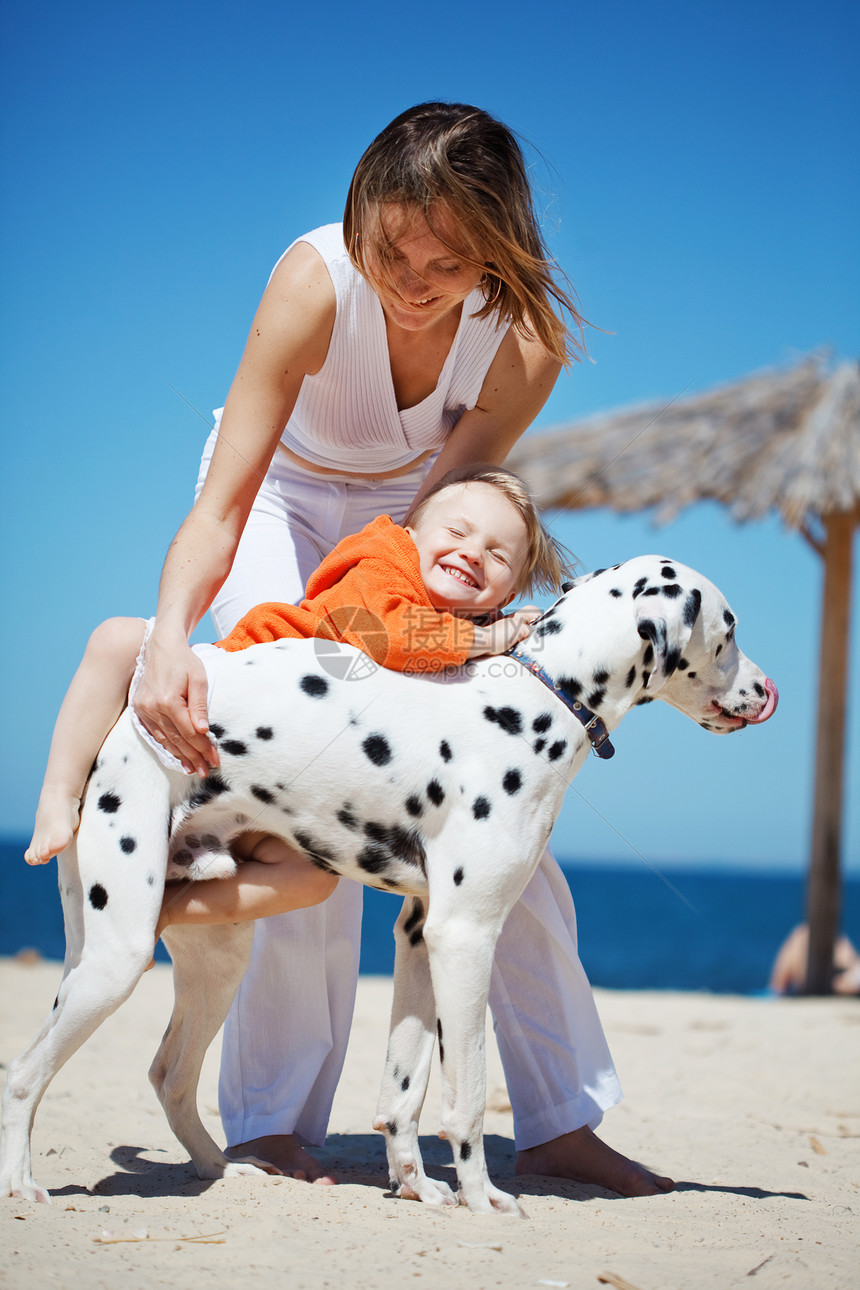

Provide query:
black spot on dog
left=255, top=726, right=274, bottom=740
left=98, top=792, right=121, bottom=814
left=89, top=884, right=108, bottom=910
left=460, top=1141, right=472, bottom=1161
left=593, top=670, right=610, bottom=686
left=723, top=609, right=736, bottom=630
left=688, top=671, right=697, bottom=680
left=427, top=779, right=445, bottom=806
left=404, top=898, right=425, bottom=946
left=172, top=849, right=194, bottom=866
left=534, top=618, right=562, bottom=638
left=209, top=723, right=225, bottom=739
left=753, top=682, right=765, bottom=697
left=665, top=647, right=682, bottom=677
left=635, top=695, right=654, bottom=706
left=502, top=769, right=522, bottom=795
left=643, top=644, right=654, bottom=666
left=587, top=688, right=606, bottom=709
left=625, top=665, right=636, bottom=688
left=548, top=741, right=567, bottom=761
left=439, top=740, right=453, bottom=762
left=437, top=1019, right=444, bottom=1064
left=405, top=795, right=423, bottom=817
left=684, top=588, right=702, bottom=627
left=677, top=658, right=689, bottom=671
left=294, top=831, right=339, bottom=874
left=357, top=844, right=389, bottom=874
left=592, top=567, right=606, bottom=578
left=185, top=835, right=201, bottom=849
left=662, top=583, right=682, bottom=598
left=53, top=994, right=59, bottom=1011
left=483, top=705, right=523, bottom=735
left=251, top=785, right=276, bottom=804
left=532, top=712, right=552, bottom=733
left=300, top=674, right=329, bottom=698
left=201, top=834, right=222, bottom=849
left=221, top=740, right=248, bottom=756
left=533, top=738, right=546, bottom=754
left=453, top=867, right=464, bottom=885
left=557, top=678, right=582, bottom=705
left=715, top=643, right=723, bottom=656
left=472, top=796, right=491, bottom=819
left=363, top=734, right=392, bottom=766
left=643, top=585, right=661, bottom=597
left=386, top=1120, right=397, bottom=1136
left=147, top=873, right=155, bottom=886
left=610, top=587, right=623, bottom=597
left=401, top=1075, right=410, bottom=1091
left=632, top=576, right=648, bottom=599
left=363, top=822, right=427, bottom=872
left=337, top=805, right=359, bottom=830
left=403, top=900, right=424, bottom=937
left=661, top=565, right=677, bottom=579
left=119, top=836, right=136, bottom=854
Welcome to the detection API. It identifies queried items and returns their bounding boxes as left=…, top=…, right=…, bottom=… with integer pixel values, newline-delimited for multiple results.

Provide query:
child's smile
left=407, top=482, right=529, bottom=615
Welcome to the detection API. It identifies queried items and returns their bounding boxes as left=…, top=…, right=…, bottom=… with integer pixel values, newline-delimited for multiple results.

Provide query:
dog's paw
left=392, top=1174, right=458, bottom=1207
left=1, top=1176, right=52, bottom=1204
left=223, top=1157, right=282, bottom=1178
left=459, top=1181, right=525, bottom=1217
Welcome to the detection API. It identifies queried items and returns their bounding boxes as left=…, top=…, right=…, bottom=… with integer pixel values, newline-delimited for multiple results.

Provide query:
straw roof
left=508, top=356, right=860, bottom=531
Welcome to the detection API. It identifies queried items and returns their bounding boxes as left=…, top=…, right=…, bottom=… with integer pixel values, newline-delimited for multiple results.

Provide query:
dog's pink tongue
left=746, top=677, right=779, bottom=724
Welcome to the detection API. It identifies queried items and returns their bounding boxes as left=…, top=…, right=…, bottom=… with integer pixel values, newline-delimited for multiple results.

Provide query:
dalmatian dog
left=1, top=556, right=777, bottom=1213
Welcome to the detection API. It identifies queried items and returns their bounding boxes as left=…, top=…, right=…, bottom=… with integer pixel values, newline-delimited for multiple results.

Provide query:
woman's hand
left=469, top=607, right=541, bottom=658
left=132, top=627, right=218, bottom=776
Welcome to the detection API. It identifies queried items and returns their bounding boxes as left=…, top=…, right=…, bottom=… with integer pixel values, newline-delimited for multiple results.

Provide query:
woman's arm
left=411, top=326, right=562, bottom=506
left=133, top=243, right=336, bottom=774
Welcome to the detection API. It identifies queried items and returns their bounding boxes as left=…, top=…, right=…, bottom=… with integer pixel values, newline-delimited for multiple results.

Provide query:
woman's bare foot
left=25, top=790, right=81, bottom=865
left=226, top=1134, right=337, bottom=1184
left=515, top=1126, right=674, bottom=1197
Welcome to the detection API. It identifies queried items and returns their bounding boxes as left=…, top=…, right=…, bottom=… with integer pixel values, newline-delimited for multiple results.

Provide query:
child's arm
left=467, top=608, right=541, bottom=658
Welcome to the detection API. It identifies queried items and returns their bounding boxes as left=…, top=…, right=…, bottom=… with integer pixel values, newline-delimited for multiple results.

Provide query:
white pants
left=200, top=431, right=621, bottom=1150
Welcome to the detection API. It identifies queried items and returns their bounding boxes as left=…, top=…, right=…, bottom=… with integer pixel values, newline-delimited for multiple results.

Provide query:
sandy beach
left=1, top=956, right=857, bottom=1290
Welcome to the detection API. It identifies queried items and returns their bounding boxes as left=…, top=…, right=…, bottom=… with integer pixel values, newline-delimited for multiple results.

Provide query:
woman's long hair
left=343, top=102, right=586, bottom=367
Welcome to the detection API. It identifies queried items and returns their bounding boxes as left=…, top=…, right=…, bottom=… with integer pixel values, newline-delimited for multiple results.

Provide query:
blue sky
left=1, top=0, right=858, bottom=873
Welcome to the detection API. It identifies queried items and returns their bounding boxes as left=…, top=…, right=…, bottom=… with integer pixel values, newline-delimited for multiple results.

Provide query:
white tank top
left=264, top=223, right=511, bottom=472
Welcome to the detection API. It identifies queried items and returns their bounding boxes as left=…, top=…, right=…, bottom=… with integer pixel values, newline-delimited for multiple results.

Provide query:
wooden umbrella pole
left=805, top=510, right=855, bottom=994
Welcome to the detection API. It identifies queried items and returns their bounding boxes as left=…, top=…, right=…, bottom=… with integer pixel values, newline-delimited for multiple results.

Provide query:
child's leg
left=156, top=834, right=338, bottom=940
left=26, top=617, right=146, bottom=865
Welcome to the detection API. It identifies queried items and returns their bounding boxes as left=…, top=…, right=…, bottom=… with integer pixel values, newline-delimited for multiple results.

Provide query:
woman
left=134, top=102, right=672, bottom=1196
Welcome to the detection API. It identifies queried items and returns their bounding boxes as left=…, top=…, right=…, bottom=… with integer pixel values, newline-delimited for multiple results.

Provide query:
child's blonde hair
left=405, top=464, right=577, bottom=597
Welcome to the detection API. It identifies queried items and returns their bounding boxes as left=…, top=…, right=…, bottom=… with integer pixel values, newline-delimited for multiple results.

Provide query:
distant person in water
left=770, top=924, right=860, bottom=996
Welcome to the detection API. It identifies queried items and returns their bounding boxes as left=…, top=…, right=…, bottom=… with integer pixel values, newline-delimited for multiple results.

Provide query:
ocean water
left=2, top=837, right=857, bottom=995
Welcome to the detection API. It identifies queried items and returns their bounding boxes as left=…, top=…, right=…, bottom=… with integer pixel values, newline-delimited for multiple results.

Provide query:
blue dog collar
left=507, top=648, right=616, bottom=760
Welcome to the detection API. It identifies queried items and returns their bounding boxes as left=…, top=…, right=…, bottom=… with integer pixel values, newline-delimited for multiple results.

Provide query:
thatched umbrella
left=508, top=356, right=860, bottom=993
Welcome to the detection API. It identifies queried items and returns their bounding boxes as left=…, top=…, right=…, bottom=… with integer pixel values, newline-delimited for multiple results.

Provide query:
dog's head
left=628, top=557, right=778, bottom=733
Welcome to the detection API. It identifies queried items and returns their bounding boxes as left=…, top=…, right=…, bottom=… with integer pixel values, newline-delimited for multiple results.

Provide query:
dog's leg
left=151, top=922, right=272, bottom=1179
left=423, top=875, right=527, bottom=1217
left=373, top=896, right=457, bottom=1207
left=1, top=845, right=158, bottom=1202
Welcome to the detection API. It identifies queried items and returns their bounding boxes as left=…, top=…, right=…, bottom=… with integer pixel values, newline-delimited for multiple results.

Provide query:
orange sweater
left=216, top=515, right=475, bottom=672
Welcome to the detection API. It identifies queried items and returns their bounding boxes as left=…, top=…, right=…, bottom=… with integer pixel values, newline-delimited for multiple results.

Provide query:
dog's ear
left=636, top=587, right=702, bottom=693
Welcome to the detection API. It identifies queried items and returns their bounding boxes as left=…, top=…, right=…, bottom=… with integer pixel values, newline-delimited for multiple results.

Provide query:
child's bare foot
left=226, top=1134, right=337, bottom=1183
left=25, top=790, right=81, bottom=865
